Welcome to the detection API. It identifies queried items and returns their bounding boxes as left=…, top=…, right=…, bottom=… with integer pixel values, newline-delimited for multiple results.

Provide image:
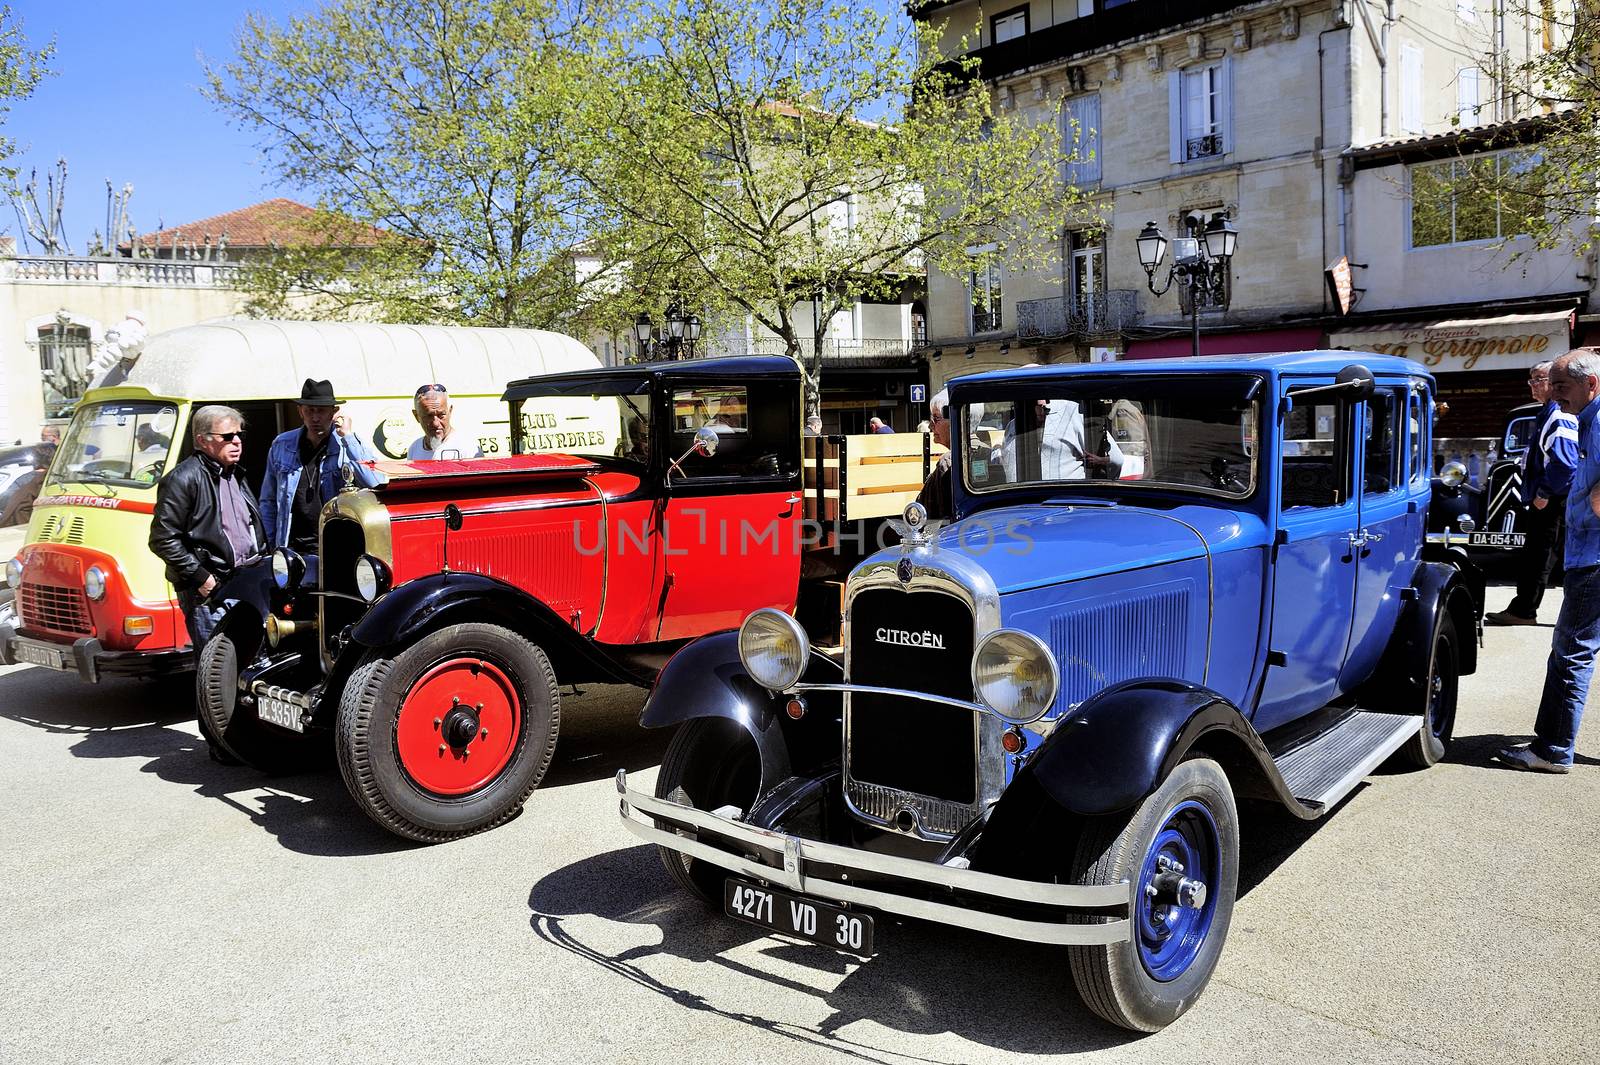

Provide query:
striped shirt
left=1523, top=400, right=1578, bottom=502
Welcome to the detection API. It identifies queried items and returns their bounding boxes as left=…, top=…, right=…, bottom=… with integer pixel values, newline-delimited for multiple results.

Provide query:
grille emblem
left=875, top=626, right=945, bottom=649
left=897, top=557, right=913, bottom=584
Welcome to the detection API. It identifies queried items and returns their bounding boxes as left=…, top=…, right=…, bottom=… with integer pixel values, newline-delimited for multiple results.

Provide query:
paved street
left=1, top=571, right=1594, bottom=1065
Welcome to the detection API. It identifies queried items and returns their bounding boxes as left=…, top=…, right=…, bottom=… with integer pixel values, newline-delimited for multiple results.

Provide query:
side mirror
left=1334, top=363, right=1375, bottom=400
left=444, top=503, right=465, bottom=531
left=693, top=426, right=719, bottom=457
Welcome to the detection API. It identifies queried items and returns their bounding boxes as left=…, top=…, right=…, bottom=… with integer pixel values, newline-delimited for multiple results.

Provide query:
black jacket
left=149, top=453, right=265, bottom=593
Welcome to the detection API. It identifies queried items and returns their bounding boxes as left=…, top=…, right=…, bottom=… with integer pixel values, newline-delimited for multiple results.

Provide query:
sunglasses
left=207, top=431, right=245, bottom=442
left=415, top=383, right=448, bottom=397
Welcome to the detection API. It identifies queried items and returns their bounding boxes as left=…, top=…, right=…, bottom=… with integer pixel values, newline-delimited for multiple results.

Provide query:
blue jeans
left=1532, top=564, right=1600, bottom=765
left=177, top=588, right=227, bottom=657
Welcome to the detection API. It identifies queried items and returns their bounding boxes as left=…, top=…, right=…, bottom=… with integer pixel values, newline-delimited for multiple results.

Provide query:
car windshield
left=958, top=374, right=1261, bottom=498
left=514, top=378, right=642, bottom=465
left=48, top=400, right=180, bottom=489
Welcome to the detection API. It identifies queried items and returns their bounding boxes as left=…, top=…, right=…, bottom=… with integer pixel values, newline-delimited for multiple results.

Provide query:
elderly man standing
left=150, top=405, right=265, bottom=760
left=1500, top=347, right=1600, bottom=773
left=260, top=379, right=385, bottom=552
left=408, top=383, right=483, bottom=460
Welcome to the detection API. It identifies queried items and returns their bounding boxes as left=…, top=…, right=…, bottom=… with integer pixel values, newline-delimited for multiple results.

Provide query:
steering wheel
left=1208, top=457, right=1247, bottom=493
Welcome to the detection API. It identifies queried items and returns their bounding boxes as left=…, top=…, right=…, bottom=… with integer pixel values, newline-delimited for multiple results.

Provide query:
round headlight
left=738, top=608, right=810, bottom=692
left=84, top=565, right=107, bottom=602
left=1439, top=460, right=1467, bottom=489
left=5, top=557, right=22, bottom=589
left=272, top=548, right=304, bottom=590
left=972, top=628, right=1058, bottom=725
left=354, top=555, right=390, bottom=603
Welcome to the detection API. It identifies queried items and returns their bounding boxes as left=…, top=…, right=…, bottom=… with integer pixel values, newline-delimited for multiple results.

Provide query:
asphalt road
left=1, top=571, right=1594, bottom=1064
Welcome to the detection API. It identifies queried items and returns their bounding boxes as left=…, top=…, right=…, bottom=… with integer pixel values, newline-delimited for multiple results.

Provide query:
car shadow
left=529, top=845, right=1133, bottom=1055
left=539, top=683, right=670, bottom=790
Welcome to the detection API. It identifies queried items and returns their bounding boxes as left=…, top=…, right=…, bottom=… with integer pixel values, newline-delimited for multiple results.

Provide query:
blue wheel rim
left=1135, top=799, right=1220, bottom=982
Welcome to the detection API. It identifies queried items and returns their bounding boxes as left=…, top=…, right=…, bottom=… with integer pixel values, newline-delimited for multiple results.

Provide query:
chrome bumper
left=616, top=770, right=1132, bottom=946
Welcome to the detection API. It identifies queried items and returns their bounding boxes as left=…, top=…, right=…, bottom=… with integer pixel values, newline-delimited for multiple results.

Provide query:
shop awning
left=1329, top=309, right=1573, bottom=373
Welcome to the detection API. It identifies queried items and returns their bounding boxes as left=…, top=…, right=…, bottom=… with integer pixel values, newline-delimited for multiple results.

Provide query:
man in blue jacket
left=1500, top=348, right=1600, bottom=773
left=1488, top=360, right=1579, bottom=625
left=259, top=378, right=385, bottom=551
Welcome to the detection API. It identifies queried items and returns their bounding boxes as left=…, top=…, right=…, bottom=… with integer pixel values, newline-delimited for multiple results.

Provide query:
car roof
left=503, top=355, right=800, bottom=400
left=949, top=349, right=1431, bottom=391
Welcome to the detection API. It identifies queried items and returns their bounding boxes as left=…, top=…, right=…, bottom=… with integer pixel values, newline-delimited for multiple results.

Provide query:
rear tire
left=335, top=623, right=560, bottom=843
left=1067, top=758, right=1238, bottom=1033
left=1398, top=613, right=1458, bottom=768
left=196, top=630, right=318, bottom=775
left=653, top=718, right=761, bottom=906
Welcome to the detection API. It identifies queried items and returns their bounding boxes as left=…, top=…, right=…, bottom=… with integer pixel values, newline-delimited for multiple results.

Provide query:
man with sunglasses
left=408, top=382, right=482, bottom=461
left=150, top=405, right=266, bottom=761
left=259, top=378, right=385, bottom=551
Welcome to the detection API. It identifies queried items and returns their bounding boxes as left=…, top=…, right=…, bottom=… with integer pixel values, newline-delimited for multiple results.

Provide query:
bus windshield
left=47, top=400, right=180, bottom=489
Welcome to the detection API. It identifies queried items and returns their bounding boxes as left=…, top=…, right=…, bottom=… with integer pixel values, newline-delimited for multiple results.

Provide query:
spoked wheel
left=653, top=717, right=761, bottom=905
left=197, top=629, right=319, bottom=774
left=1397, top=613, right=1459, bottom=768
left=1068, top=757, right=1238, bottom=1032
left=336, top=623, right=559, bottom=843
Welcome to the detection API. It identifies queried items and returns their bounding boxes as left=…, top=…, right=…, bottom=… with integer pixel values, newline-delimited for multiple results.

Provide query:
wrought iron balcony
left=744, top=337, right=917, bottom=366
left=1016, top=291, right=1143, bottom=341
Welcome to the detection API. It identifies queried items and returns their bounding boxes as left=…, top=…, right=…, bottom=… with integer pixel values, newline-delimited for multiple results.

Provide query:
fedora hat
left=298, top=378, right=340, bottom=407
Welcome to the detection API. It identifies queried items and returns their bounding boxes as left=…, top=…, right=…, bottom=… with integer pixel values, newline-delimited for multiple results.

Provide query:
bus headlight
left=738, top=608, right=809, bottom=692
left=5, top=557, right=21, bottom=589
left=84, top=565, right=108, bottom=602
left=354, top=555, right=391, bottom=603
left=272, top=548, right=306, bottom=590
left=972, top=629, right=1058, bottom=725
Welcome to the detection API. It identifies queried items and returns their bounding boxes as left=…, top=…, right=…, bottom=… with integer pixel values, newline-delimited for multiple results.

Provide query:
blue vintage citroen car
left=616, top=352, right=1479, bottom=1032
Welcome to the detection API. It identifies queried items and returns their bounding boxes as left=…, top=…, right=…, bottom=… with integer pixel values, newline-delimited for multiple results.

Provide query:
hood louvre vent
left=1050, top=581, right=1194, bottom=707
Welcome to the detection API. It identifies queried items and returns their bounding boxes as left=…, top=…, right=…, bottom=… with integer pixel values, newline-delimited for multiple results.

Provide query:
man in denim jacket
left=1500, top=348, right=1600, bottom=773
left=259, top=378, right=386, bottom=551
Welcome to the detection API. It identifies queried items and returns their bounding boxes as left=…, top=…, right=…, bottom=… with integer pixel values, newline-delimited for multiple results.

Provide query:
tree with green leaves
left=204, top=0, right=615, bottom=327
left=569, top=0, right=1090, bottom=408
left=0, top=6, right=53, bottom=183
left=1442, top=2, right=1599, bottom=256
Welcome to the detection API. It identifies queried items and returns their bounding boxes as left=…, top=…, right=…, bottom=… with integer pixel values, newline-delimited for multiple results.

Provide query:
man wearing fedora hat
left=259, top=378, right=385, bottom=552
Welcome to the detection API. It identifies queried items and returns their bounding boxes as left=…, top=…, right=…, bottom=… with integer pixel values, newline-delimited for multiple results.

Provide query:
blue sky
left=6, top=0, right=308, bottom=253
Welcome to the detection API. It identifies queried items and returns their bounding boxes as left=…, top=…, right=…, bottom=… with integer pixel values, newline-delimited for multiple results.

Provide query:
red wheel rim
left=395, top=657, right=523, bottom=796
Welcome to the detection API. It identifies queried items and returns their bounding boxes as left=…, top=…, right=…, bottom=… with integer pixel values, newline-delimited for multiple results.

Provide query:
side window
left=1409, top=387, right=1428, bottom=486
left=1364, top=391, right=1401, bottom=495
left=1282, top=393, right=1349, bottom=509
left=668, top=381, right=797, bottom=480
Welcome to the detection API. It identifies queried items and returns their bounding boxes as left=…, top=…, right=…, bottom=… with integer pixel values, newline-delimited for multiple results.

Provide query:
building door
left=1255, top=383, right=1361, bottom=732
left=1072, top=235, right=1105, bottom=332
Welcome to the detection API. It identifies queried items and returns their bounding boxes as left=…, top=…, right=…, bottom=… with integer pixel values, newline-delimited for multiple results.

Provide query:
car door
left=1341, top=384, right=1417, bottom=688
left=653, top=376, right=804, bottom=641
left=1255, top=382, right=1360, bottom=733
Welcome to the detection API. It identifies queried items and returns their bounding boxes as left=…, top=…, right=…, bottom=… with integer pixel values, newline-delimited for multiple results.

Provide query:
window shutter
left=1219, top=58, right=1234, bottom=155
left=1082, top=93, right=1102, bottom=182
left=1400, top=43, right=1423, bottom=134
left=1457, top=67, right=1479, bottom=123
left=1168, top=72, right=1184, bottom=163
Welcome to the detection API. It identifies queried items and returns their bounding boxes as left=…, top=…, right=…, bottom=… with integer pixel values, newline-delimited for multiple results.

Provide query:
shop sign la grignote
left=1330, top=311, right=1573, bottom=372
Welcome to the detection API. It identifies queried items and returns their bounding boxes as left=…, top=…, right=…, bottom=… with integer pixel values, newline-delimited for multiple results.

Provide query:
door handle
left=1346, top=531, right=1368, bottom=550
left=779, top=495, right=800, bottom=518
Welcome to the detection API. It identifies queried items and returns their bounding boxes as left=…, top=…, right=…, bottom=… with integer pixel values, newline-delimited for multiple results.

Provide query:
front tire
left=335, top=623, right=560, bottom=843
left=653, top=718, right=761, bottom=905
left=197, top=630, right=318, bottom=774
left=1067, top=757, right=1239, bottom=1032
left=1397, top=613, right=1459, bottom=768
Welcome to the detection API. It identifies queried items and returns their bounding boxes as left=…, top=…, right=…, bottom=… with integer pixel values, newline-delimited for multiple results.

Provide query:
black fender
left=640, top=631, right=843, bottom=794
left=1002, top=678, right=1299, bottom=821
left=347, top=572, right=651, bottom=687
left=1363, top=561, right=1479, bottom=712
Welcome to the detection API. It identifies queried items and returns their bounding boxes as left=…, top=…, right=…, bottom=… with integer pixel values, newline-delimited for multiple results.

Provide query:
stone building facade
left=912, top=0, right=1586, bottom=447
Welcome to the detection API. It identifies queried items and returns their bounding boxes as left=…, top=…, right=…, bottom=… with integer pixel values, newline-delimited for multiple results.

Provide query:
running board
left=1272, top=711, right=1422, bottom=815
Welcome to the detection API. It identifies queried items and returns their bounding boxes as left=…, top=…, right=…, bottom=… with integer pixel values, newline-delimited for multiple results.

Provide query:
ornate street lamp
left=634, top=304, right=703, bottom=361
left=1137, top=212, right=1238, bottom=357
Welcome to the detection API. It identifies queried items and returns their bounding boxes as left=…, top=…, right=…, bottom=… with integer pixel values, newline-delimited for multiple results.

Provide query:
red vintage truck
left=203, top=355, right=933, bottom=841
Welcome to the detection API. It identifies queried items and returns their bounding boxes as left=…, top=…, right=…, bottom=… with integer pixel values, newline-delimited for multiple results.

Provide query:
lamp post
left=1136, top=212, right=1238, bottom=358
left=634, top=303, right=703, bottom=361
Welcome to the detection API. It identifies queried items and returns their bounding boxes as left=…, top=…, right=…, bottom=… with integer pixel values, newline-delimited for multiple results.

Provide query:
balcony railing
left=1017, top=290, right=1143, bottom=341
left=1, top=255, right=248, bottom=289
left=745, top=337, right=916, bottom=365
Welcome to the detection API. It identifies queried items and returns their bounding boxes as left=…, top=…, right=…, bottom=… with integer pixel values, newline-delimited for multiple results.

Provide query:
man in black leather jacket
left=150, top=405, right=266, bottom=759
